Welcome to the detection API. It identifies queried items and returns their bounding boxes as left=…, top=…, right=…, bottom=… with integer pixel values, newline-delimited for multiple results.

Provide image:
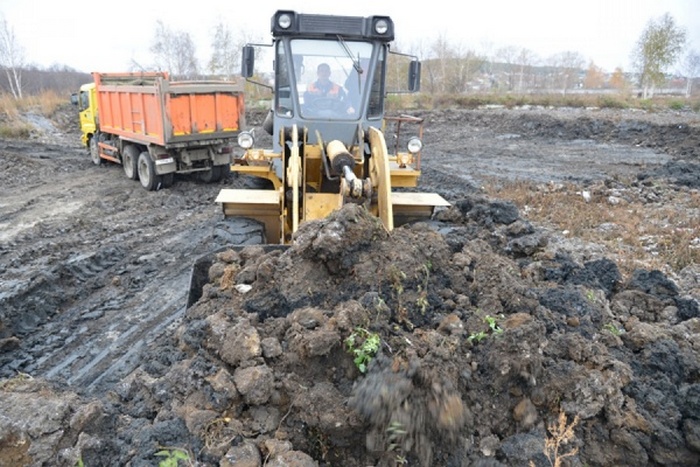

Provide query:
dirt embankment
left=1, top=105, right=699, bottom=466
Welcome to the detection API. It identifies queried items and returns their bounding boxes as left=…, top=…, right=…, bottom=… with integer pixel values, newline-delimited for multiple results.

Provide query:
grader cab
left=215, top=10, right=449, bottom=244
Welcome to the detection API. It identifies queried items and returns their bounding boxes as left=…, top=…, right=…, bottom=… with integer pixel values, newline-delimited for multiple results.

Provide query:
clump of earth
left=1, top=104, right=699, bottom=466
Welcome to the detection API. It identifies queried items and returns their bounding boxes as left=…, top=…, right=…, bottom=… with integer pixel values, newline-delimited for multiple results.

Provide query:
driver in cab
left=304, top=63, right=354, bottom=115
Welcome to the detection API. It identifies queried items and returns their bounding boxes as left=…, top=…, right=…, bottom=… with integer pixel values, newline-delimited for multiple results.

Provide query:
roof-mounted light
left=277, top=13, right=292, bottom=29
left=374, top=18, right=389, bottom=35
left=272, top=10, right=297, bottom=34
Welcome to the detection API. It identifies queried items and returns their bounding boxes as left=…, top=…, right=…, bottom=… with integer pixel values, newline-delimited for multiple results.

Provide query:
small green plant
left=484, top=315, right=503, bottom=335
left=585, top=289, right=596, bottom=302
left=468, top=315, right=503, bottom=345
left=75, top=459, right=84, bottom=467
left=155, top=448, right=190, bottom=467
left=467, top=330, right=488, bottom=344
left=603, top=323, right=623, bottom=336
left=345, top=327, right=381, bottom=373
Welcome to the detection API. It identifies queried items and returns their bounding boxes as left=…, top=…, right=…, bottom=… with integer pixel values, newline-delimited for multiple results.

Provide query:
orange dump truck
left=72, top=72, right=245, bottom=190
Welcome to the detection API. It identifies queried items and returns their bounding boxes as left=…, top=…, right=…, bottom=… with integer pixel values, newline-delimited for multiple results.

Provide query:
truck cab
left=71, top=83, right=97, bottom=149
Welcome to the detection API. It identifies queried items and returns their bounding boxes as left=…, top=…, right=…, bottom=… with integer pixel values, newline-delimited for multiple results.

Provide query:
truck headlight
left=407, top=137, right=422, bottom=154
left=237, top=131, right=254, bottom=149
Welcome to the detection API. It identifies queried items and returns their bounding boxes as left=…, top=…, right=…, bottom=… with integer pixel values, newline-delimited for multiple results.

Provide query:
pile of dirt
left=2, top=104, right=700, bottom=466
left=4, top=195, right=699, bottom=466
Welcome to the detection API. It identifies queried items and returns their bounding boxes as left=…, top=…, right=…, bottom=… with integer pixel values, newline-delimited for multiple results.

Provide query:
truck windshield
left=285, top=39, right=376, bottom=120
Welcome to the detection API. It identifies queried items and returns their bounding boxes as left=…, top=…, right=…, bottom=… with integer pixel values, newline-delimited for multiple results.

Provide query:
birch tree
left=680, top=50, right=700, bottom=97
left=632, top=13, right=686, bottom=98
left=150, top=21, right=199, bottom=78
left=0, top=14, right=26, bottom=99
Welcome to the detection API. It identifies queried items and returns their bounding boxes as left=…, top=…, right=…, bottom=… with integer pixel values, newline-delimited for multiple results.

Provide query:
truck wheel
left=212, top=217, right=266, bottom=245
left=89, top=137, right=101, bottom=166
left=199, top=165, right=229, bottom=183
left=161, top=173, right=175, bottom=188
left=122, top=145, right=140, bottom=180
left=137, top=151, right=159, bottom=191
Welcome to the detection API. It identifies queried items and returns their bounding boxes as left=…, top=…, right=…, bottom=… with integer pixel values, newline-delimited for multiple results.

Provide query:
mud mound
left=7, top=198, right=696, bottom=466
left=2, top=106, right=699, bottom=466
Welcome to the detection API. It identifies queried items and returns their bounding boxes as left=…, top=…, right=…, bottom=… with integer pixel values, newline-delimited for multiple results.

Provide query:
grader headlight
left=407, top=136, right=422, bottom=154
left=237, top=131, right=255, bottom=149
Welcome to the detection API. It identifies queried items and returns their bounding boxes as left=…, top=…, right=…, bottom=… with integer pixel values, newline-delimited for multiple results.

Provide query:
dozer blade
left=187, top=244, right=288, bottom=308
left=391, top=192, right=451, bottom=226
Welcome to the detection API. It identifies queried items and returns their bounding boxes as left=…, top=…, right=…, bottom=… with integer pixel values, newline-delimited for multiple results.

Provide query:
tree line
left=1, top=11, right=698, bottom=100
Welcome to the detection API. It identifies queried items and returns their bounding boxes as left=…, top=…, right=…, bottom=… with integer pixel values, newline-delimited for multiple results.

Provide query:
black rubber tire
left=122, top=145, right=139, bottom=180
left=161, top=172, right=175, bottom=188
left=137, top=151, right=159, bottom=191
left=199, top=164, right=229, bottom=184
left=212, top=217, right=266, bottom=246
left=89, top=137, right=101, bottom=166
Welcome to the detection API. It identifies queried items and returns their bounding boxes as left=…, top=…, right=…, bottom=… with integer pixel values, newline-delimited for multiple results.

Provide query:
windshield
left=282, top=39, right=375, bottom=120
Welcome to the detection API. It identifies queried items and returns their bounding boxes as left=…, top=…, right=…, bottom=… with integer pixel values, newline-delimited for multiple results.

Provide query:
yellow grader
left=188, top=10, right=450, bottom=306
left=214, top=9, right=449, bottom=245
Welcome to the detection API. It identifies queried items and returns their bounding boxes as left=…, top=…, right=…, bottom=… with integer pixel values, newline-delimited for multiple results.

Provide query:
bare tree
left=516, top=48, right=538, bottom=92
left=208, top=23, right=263, bottom=79
left=415, top=35, right=485, bottom=95
left=0, top=14, right=26, bottom=99
left=208, top=22, right=240, bottom=78
left=150, top=21, right=199, bottom=79
left=495, top=46, right=519, bottom=91
left=632, top=13, right=686, bottom=98
left=679, top=50, right=700, bottom=97
left=549, top=51, right=585, bottom=94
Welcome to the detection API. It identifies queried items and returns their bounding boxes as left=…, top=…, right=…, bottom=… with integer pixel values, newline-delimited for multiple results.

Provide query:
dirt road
left=1, top=105, right=699, bottom=466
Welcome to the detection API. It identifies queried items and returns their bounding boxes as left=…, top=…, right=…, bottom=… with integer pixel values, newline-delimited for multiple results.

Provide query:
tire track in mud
left=1, top=209, right=217, bottom=394
left=0, top=139, right=225, bottom=394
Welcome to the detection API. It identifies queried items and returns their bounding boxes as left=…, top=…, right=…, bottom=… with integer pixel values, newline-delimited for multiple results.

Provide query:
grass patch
left=386, top=91, right=700, bottom=113
left=1, top=90, right=67, bottom=118
left=0, top=122, right=32, bottom=139
left=484, top=178, right=700, bottom=277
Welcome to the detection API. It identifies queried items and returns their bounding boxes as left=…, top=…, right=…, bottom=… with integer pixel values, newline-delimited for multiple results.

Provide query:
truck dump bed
left=93, top=72, right=244, bottom=147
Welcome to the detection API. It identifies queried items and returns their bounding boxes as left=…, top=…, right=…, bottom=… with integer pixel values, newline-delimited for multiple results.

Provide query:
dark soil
left=1, top=104, right=699, bottom=467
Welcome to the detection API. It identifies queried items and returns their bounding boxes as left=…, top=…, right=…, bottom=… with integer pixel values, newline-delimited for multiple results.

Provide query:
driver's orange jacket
left=307, top=81, right=343, bottom=98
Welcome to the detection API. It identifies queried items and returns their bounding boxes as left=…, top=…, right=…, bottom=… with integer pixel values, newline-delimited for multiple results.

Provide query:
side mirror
left=241, top=46, right=255, bottom=78
left=70, top=93, right=78, bottom=106
left=408, top=60, right=421, bottom=92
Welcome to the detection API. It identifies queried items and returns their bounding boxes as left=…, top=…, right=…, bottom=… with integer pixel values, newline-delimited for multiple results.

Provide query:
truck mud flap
left=187, top=245, right=288, bottom=308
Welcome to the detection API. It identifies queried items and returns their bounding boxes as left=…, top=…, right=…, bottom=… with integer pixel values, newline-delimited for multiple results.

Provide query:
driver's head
left=317, top=63, right=331, bottom=81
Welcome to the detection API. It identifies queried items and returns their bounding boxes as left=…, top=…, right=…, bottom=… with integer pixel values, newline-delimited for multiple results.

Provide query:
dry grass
left=0, top=90, right=68, bottom=139
left=1, top=90, right=66, bottom=117
left=484, top=178, right=700, bottom=277
left=388, top=92, right=700, bottom=113
left=544, top=411, right=580, bottom=467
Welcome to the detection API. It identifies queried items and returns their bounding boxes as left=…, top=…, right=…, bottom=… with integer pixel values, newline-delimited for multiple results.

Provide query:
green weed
left=345, top=327, right=381, bottom=373
left=155, top=448, right=190, bottom=467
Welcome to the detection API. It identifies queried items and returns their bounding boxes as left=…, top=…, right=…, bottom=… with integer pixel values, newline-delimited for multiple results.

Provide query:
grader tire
left=212, top=217, right=266, bottom=246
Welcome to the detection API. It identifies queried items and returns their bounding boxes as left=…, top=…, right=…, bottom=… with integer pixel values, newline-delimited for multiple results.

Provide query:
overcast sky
left=1, top=0, right=698, bottom=74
